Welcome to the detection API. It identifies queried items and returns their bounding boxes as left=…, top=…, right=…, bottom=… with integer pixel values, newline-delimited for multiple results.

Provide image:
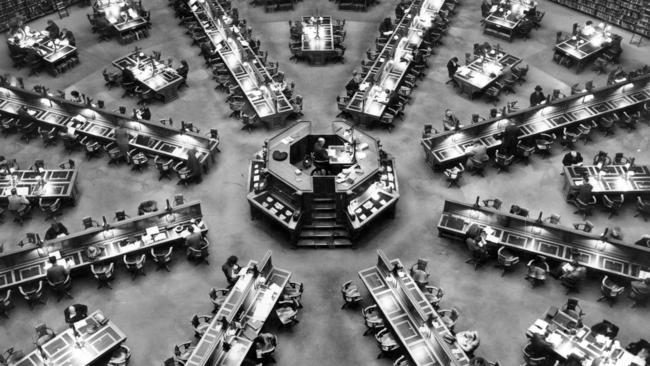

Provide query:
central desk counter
left=421, top=74, right=650, bottom=170
left=0, top=84, right=219, bottom=172
left=437, top=199, right=650, bottom=281
left=359, top=250, right=470, bottom=366
left=183, top=251, right=291, bottom=366
left=0, top=201, right=206, bottom=291
left=247, top=121, right=399, bottom=246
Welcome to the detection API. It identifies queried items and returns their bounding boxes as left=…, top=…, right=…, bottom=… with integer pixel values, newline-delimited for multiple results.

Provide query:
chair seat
left=528, top=266, right=547, bottom=280
left=379, top=332, right=398, bottom=348
left=195, top=322, right=210, bottom=334
left=424, top=292, right=442, bottom=304
left=110, top=348, right=129, bottom=363
left=276, top=307, right=297, bottom=323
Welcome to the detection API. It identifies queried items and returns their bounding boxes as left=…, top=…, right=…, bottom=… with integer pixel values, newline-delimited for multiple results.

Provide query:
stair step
left=295, top=238, right=353, bottom=248
left=312, top=197, right=336, bottom=203
left=299, top=229, right=350, bottom=238
left=312, top=212, right=336, bottom=220
left=313, top=203, right=336, bottom=211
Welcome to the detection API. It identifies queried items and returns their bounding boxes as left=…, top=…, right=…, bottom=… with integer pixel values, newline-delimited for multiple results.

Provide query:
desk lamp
left=473, top=196, right=481, bottom=208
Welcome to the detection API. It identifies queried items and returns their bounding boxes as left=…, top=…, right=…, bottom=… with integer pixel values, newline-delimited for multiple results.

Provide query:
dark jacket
left=562, top=152, right=583, bottom=166
left=529, top=91, right=546, bottom=106
left=185, top=232, right=203, bottom=250
left=64, top=304, right=88, bottom=323
left=45, top=223, right=69, bottom=240
left=447, top=59, right=459, bottom=78
left=46, top=264, right=68, bottom=284
left=576, top=183, right=593, bottom=202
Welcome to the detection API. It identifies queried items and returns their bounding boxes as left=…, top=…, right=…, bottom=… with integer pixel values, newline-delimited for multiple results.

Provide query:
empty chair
left=573, top=220, right=594, bottom=232
left=123, top=253, right=146, bottom=280
left=47, top=273, right=72, bottom=302
left=635, top=196, right=650, bottom=221
left=560, top=263, right=587, bottom=294
left=545, top=214, right=561, bottom=224
left=423, top=285, right=443, bottom=309
left=114, top=210, right=129, bottom=221
left=108, top=344, right=131, bottom=366
left=151, top=246, right=173, bottom=272
left=525, top=256, right=549, bottom=288
left=209, top=288, right=229, bottom=314
left=516, top=141, right=536, bottom=165
left=39, top=198, right=62, bottom=221
left=362, top=304, right=384, bottom=335
left=82, top=216, right=99, bottom=229
left=341, top=280, right=362, bottom=309
left=154, top=156, right=174, bottom=180
left=254, top=333, right=277, bottom=364
left=495, top=246, right=520, bottom=276
left=409, top=258, right=430, bottom=288
left=493, top=149, right=514, bottom=173
left=561, top=298, right=585, bottom=320
left=438, top=308, right=459, bottom=333
left=561, top=127, right=580, bottom=150
left=18, top=281, right=46, bottom=309
left=574, top=194, right=597, bottom=220
left=91, top=262, right=115, bottom=289
left=281, top=281, right=304, bottom=308
left=444, top=163, right=464, bottom=188
left=187, top=237, right=210, bottom=265
left=602, top=194, right=624, bottom=218
left=191, top=314, right=212, bottom=337
left=128, top=149, right=149, bottom=172
left=0, top=289, right=14, bottom=318
left=173, top=341, right=195, bottom=365
left=597, top=275, right=625, bottom=307
left=375, top=328, right=400, bottom=359
left=522, top=342, right=548, bottom=366
left=33, top=323, right=55, bottom=347
left=275, top=299, right=300, bottom=325
left=598, top=115, right=616, bottom=136
left=38, top=126, right=58, bottom=146
left=534, top=133, right=555, bottom=157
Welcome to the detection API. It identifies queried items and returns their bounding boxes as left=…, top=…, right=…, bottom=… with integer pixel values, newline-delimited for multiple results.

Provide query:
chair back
left=174, top=194, right=185, bottom=206
left=115, top=210, right=127, bottom=221
left=82, top=216, right=95, bottom=229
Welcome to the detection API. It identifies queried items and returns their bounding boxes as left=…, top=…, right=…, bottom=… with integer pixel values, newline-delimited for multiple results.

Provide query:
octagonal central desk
left=247, top=121, right=399, bottom=247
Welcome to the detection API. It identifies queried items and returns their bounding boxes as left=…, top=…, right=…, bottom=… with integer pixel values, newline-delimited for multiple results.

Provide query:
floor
left=1, top=0, right=649, bottom=365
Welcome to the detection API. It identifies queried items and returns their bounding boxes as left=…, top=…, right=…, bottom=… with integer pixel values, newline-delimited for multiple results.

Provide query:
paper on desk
left=146, top=226, right=160, bottom=236
left=639, top=270, right=650, bottom=279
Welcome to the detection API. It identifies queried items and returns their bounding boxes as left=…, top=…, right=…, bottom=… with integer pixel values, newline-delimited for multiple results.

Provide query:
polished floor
left=1, top=0, right=649, bottom=365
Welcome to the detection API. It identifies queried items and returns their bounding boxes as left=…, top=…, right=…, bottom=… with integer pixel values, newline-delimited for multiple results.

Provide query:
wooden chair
left=91, top=262, right=115, bottom=289
left=341, top=281, right=362, bottom=309
left=362, top=304, right=384, bottom=335
left=597, top=275, right=625, bottom=307
left=209, top=288, right=229, bottom=313
left=151, top=246, right=173, bottom=272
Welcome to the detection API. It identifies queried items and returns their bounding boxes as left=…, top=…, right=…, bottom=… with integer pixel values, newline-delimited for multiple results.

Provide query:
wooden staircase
left=295, top=197, right=353, bottom=248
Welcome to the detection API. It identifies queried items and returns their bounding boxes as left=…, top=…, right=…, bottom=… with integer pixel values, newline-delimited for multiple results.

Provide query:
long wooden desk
left=453, top=51, right=522, bottom=98
left=0, top=201, right=206, bottom=291
left=12, top=310, right=126, bottom=366
left=483, top=0, right=535, bottom=41
left=0, top=84, right=218, bottom=172
left=437, top=199, right=650, bottom=281
left=359, top=250, right=470, bottom=366
left=300, top=16, right=336, bottom=65
left=189, top=0, right=293, bottom=127
left=344, top=0, right=446, bottom=125
left=0, top=168, right=78, bottom=205
left=183, top=251, right=291, bottom=366
left=562, top=164, right=650, bottom=200
left=527, top=308, right=646, bottom=365
left=421, top=74, right=650, bottom=170
left=113, top=52, right=184, bottom=103
left=555, top=29, right=614, bottom=72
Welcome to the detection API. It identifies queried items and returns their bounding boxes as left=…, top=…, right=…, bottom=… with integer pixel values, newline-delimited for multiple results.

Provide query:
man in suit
left=576, top=178, right=594, bottom=203
left=45, top=20, right=60, bottom=38
left=529, top=85, right=546, bottom=106
left=443, top=109, right=461, bottom=131
left=562, top=150, right=583, bottom=166
left=446, top=57, right=459, bottom=85
left=64, top=304, right=88, bottom=324
left=313, top=137, right=329, bottom=161
left=46, top=256, right=69, bottom=284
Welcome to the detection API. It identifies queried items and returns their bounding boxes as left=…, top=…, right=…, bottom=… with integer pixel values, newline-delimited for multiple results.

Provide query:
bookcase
left=549, top=0, right=650, bottom=38
left=0, top=0, right=82, bottom=32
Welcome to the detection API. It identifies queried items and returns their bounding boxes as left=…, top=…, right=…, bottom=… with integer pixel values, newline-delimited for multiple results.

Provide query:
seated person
left=593, top=151, right=609, bottom=167
left=64, top=304, right=88, bottom=324
left=44, top=222, right=69, bottom=240
left=345, top=73, right=362, bottom=96
left=466, top=140, right=489, bottom=170
left=443, top=109, right=461, bottom=131
left=581, top=20, right=595, bottom=36
left=575, top=178, right=593, bottom=203
left=456, top=330, right=480, bottom=354
left=60, top=28, right=75, bottom=46
left=528, top=332, right=554, bottom=359
left=46, top=256, right=69, bottom=284
left=176, top=60, right=189, bottom=79
left=186, top=147, right=202, bottom=183
left=591, top=320, right=619, bottom=339
left=562, top=150, right=583, bottom=166
left=184, top=225, right=204, bottom=251
left=630, top=278, right=650, bottom=303
left=222, top=255, right=240, bottom=287
left=45, top=20, right=60, bottom=38
left=559, top=261, right=587, bottom=288
left=7, top=188, right=30, bottom=213
left=122, top=67, right=136, bottom=83
left=313, top=137, right=329, bottom=161
left=378, top=17, right=393, bottom=35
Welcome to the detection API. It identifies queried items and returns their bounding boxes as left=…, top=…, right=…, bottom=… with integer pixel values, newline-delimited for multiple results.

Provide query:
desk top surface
left=0, top=168, right=77, bottom=199
left=0, top=85, right=217, bottom=164
left=454, top=51, right=521, bottom=90
left=437, top=199, right=650, bottom=280
left=555, top=32, right=613, bottom=60
left=112, top=52, right=183, bottom=92
left=563, top=164, right=650, bottom=195
left=13, top=310, right=126, bottom=366
left=421, top=74, right=650, bottom=166
left=301, top=16, right=335, bottom=52
left=359, top=251, right=469, bottom=366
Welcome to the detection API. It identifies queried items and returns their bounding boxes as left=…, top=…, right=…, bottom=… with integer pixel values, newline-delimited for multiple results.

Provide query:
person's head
left=534, top=85, right=543, bottom=93
left=10, top=188, right=17, bottom=195
left=317, top=137, right=325, bottom=146
left=586, top=20, right=593, bottom=26
left=570, top=150, right=577, bottom=157
left=451, top=57, right=459, bottom=63
left=68, top=305, right=76, bottom=315
left=188, top=225, right=195, bottom=233
left=47, top=20, right=54, bottom=26
left=49, top=256, right=57, bottom=264
left=61, top=28, right=68, bottom=35
left=181, top=60, right=188, bottom=68
left=445, top=109, right=452, bottom=116
left=227, top=255, right=238, bottom=265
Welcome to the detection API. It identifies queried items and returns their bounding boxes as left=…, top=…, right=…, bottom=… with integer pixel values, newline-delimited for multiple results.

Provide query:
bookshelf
left=549, top=0, right=650, bottom=38
left=0, top=0, right=80, bottom=32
